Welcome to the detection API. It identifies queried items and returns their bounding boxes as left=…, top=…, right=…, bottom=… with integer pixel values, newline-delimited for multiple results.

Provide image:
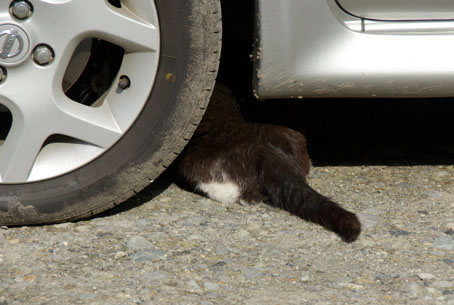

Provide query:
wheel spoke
left=32, top=0, right=159, bottom=54
left=0, top=65, right=61, bottom=182
left=85, top=2, right=160, bottom=53
left=0, top=64, right=122, bottom=182
left=0, top=120, right=45, bottom=183
left=55, top=101, right=123, bottom=149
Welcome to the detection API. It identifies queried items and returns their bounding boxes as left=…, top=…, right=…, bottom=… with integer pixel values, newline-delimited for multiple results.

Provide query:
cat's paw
left=338, top=213, right=362, bottom=243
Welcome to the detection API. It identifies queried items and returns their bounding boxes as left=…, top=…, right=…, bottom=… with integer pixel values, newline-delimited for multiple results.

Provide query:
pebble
left=390, top=229, right=412, bottom=237
left=432, top=281, right=454, bottom=289
left=136, top=219, right=151, bottom=227
left=126, top=235, right=154, bottom=250
left=141, top=271, right=167, bottom=282
left=300, top=274, right=310, bottom=283
left=306, top=286, right=324, bottom=292
left=79, top=293, right=96, bottom=300
left=348, top=283, right=365, bottom=290
left=375, top=273, right=392, bottom=283
left=417, top=273, right=436, bottom=281
left=432, top=171, right=450, bottom=182
left=361, top=238, right=376, bottom=247
left=426, top=287, right=439, bottom=295
left=187, top=280, right=203, bottom=294
left=8, top=238, right=20, bottom=244
left=131, top=249, right=166, bottom=262
left=246, top=220, right=261, bottom=232
left=396, top=182, right=415, bottom=189
left=187, top=233, right=206, bottom=241
left=75, top=225, right=91, bottom=232
left=432, top=234, right=454, bottom=250
left=335, top=276, right=354, bottom=287
left=114, top=251, right=127, bottom=259
left=243, top=268, right=264, bottom=281
left=54, top=223, right=70, bottom=229
left=357, top=213, right=380, bottom=231
left=423, top=191, right=447, bottom=199
left=403, top=281, right=422, bottom=296
left=234, top=229, right=251, bottom=239
left=203, top=282, right=220, bottom=291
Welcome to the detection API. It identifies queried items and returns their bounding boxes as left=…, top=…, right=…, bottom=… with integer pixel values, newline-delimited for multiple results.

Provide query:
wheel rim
left=0, top=0, right=160, bottom=183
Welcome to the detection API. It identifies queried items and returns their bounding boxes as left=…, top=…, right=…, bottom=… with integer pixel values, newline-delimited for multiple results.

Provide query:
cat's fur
left=178, top=83, right=361, bottom=242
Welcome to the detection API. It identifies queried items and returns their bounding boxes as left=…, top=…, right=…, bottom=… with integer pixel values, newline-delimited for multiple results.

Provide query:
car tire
left=0, top=0, right=222, bottom=225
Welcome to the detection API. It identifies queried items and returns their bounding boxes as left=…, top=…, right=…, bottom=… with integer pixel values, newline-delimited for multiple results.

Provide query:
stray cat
left=178, top=83, right=361, bottom=242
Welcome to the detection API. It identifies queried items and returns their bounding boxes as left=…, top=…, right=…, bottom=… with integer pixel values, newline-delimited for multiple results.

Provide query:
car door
left=336, top=0, right=454, bottom=20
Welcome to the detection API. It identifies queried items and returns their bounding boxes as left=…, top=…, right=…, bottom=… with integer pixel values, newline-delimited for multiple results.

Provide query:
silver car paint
left=337, top=0, right=454, bottom=20
left=254, top=0, right=454, bottom=99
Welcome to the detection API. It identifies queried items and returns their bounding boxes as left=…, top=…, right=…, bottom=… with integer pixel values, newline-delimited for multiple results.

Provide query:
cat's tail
left=259, top=156, right=361, bottom=242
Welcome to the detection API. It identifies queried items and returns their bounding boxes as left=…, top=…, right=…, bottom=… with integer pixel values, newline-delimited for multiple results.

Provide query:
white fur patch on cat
left=197, top=181, right=241, bottom=204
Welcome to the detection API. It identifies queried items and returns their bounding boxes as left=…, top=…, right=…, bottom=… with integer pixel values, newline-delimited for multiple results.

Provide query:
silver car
left=0, top=0, right=450, bottom=224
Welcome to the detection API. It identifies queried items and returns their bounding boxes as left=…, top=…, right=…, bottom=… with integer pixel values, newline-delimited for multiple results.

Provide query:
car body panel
left=337, top=0, right=454, bottom=21
left=253, top=0, right=454, bottom=99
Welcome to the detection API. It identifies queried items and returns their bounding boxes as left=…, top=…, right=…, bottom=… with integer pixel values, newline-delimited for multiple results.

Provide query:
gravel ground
left=1, top=164, right=454, bottom=305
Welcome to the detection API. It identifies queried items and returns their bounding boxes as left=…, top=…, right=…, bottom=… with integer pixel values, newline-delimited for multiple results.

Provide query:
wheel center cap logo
left=0, top=24, right=30, bottom=65
left=0, top=28, right=23, bottom=59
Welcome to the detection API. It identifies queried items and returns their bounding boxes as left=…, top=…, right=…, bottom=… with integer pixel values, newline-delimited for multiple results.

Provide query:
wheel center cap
left=0, top=24, right=30, bottom=65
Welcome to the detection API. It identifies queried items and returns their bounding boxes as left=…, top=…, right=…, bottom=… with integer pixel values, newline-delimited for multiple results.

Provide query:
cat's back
left=189, top=84, right=249, bottom=146
left=202, top=84, right=243, bottom=124
left=191, top=84, right=309, bottom=159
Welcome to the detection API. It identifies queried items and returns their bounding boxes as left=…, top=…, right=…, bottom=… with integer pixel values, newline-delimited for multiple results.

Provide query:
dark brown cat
left=178, top=83, right=361, bottom=242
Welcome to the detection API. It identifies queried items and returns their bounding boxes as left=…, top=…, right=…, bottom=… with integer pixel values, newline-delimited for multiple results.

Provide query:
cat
left=178, top=83, right=361, bottom=242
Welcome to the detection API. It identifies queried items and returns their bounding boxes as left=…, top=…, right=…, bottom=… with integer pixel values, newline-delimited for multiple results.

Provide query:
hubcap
left=0, top=24, right=29, bottom=65
left=0, top=0, right=160, bottom=183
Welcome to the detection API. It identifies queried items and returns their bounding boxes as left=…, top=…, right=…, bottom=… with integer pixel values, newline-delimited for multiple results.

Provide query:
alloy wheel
left=0, top=0, right=160, bottom=183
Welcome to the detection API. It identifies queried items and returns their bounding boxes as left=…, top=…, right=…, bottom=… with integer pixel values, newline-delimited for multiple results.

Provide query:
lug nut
left=33, top=45, right=54, bottom=66
left=0, top=67, right=6, bottom=84
left=10, top=1, right=33, bottom=20
left=118, top=75, right=131, bottom=90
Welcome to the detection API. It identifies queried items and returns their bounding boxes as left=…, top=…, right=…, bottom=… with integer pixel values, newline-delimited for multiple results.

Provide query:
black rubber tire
left=0, top=0, right=222, bottom=225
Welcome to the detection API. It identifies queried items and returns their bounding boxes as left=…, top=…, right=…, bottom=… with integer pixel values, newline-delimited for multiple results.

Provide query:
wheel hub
left=0, top=0, right=161, bottom=183
left=0, top=24, right=29, bottom=65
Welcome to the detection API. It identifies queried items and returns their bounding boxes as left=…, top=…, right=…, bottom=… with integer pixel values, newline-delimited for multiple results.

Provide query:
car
left=0, top=0, right=451, bottom=225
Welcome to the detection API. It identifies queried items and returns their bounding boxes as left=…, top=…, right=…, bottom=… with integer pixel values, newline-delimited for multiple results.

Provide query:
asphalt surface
left=1, top=96, right=454, bottom=304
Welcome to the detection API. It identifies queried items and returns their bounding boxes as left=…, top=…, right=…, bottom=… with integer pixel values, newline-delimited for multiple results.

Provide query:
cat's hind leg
left=197, top=179, right=241, bottom=205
